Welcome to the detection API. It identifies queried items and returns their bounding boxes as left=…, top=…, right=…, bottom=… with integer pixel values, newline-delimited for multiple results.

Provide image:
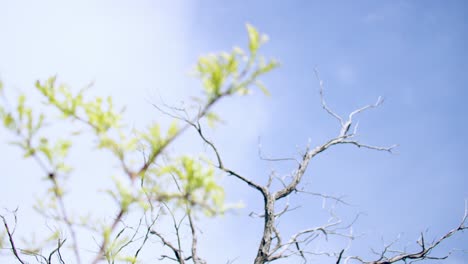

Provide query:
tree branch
left=345, top=202, right=468, bottom=263
left=1, top=212, right=26, bottom=264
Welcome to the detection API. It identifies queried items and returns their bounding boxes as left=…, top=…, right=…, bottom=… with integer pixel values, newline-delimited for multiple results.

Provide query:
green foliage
left=205, top=111, right=222, bottom=128
left=158, top=156, right=224, bottom=215
left=0, top=92, right=44, bottom=136
left=0, top=24, right=277, bottom=262
left=195, top=24, right=278, bottom=102
left=106, top=177, right=141, bottom=212
left=140, top=121, right=178, bottom=152
left=36, top=77, right=122, bottom=133
left=105, top=233, right=140, bottom=264
left=16, top=229, right=64, bottom=258
left=0, top=93, right=73, bottom=183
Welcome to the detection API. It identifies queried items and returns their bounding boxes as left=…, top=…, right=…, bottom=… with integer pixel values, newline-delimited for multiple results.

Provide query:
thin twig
left=1, top=213, right=26, bottom=264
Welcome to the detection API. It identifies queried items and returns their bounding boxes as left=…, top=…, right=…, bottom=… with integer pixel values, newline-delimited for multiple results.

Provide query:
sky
left=1, top=0, right=467, bottom=263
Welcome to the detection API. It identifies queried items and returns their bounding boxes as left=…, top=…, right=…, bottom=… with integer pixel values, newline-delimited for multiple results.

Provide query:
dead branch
left=345, top=202, right=467, bottom=264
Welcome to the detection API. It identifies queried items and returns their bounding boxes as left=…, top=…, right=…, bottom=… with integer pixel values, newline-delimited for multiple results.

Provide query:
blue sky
left=1, top=0, right=467, bottom=263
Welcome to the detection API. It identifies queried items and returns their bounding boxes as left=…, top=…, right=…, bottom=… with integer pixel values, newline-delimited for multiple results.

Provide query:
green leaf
left=246, top=23, right=260, bottom=54
left=56, top=162, right=73, bottom=173
left=160, top=156, right=224, bottom=214
left=118, top=255, right=138, bottom=263
left=236, top=86, right=250, bottom=95
left=255, top=81, right=270, bottom=96
left=226, top=53, right=239, bottom=75
left=45, top=230, right=61, bottom=242
left=54, top=139, right=72, bottom=158
left=108, top=177, right=139, bottom=212
left=23, top=147, right=35, bottom=158
left=26, top=108, right=33, bottom=132
left=167, top=121, right=178, bottom=138
left=144, top=123, right=163, bottom=149
left=103, top=226, right=112, bottom=245
left=33, top=114, right=45, bottom=134
left=17, top=94, right=26, bottom=121
left=0, top=231, right=5, bottom=249
left=206, top=112, right=222, bottom=128
left=259, top=58, right=279, bottom=74
left=3, top=113, right=15, bottom=129
left=38, top=144, right=52, bottom=162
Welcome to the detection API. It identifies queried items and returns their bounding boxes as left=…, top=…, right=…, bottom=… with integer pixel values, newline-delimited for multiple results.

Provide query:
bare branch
left=348, top=96, right=384, bottom=123
left=346, top=202, right=468, bottom=263
left=268, top=219, right=348, bottom=261
left=340, top=141, right=397, bottom=153
left=187, top=210, right=206, bottom=264
left=188, top=116, right=267, bottom=196
left=5, top=116, right=83, bottom=264
left=274, top=145, right=312, bottom=201
left=91, top=209, right=125, bottom=264
left=336, top=249, right=345, bottom=264
left=295, top=189, right=351, bottom=207
left=258, top=138, right=298, bottom=164
left=47, top=238, right=66, bottom=264
left=151, top=229, right=185, bottom=264
left=275, top=73, right=395, bottom=201
left=150, top=203, right=187, bottom=264
left=1, top=212, right=26, bottom=264
left=314, top=69, right=343, bottom=125
left=133, top=213, right=159, bottom=262
left=251, top=73, right=398, bottom=263
left=111, top=215, right=145, bottom=259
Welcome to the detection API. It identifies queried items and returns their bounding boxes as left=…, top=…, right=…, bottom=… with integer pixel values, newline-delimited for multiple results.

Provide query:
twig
left=1, top=213, right=26, bottom=264
left=91, top=209, right=124, bottom=264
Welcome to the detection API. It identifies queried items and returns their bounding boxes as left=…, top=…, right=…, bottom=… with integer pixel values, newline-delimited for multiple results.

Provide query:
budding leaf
left=246, top=23, right=260, bottom=55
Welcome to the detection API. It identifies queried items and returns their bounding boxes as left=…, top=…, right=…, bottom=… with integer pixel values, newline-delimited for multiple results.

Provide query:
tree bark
left=254, top=194, right=275, bottom=264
